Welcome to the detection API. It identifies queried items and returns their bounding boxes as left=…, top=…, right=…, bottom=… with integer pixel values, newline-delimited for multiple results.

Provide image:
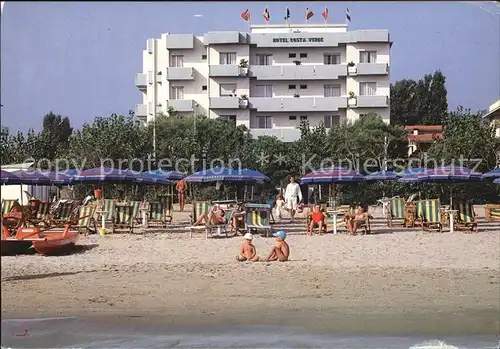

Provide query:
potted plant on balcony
left=239, top=59, right=249, bottom=75
left=348, top=91, right=357, bottom=107
left=293, top=93, right=300, bottom=98
left=347, top=61, right=357, bottom=74
left=293, top=60, right=302, bottom=65
left=239, top=94, right=249, bottom=107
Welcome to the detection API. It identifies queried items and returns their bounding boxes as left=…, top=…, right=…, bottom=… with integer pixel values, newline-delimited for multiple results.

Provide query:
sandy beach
left=1, top=205, right=500, bottom=336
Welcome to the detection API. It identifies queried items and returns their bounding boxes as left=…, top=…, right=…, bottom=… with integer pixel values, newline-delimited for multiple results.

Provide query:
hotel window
left=171, top=86, right=184, bottom=100
left=220, top=52, right=237, bottom=65
left=300, top=84, right=307, bottom=89
left=300, top=115, right=308, bottom=121
left=289, top=115, right=297, bottom=120
left=201, top=85, right=207, bottom=91
left=300, top=53, right=308, bottom=58
left=220, top=115, right=236, bottom=123
left=288, top=84, right=296, bottom=90
left=324, top=84, right=341, bottom=97
left=255, top=54, right=272, bottom=65
left=170, top=55, right=184, bottom=67
left=201, top=54, right=207, bottom=60
left=324, top=54, right=341, bottom=65
left=257, top=116, right=273, bottom=129
left=288, top=53, right=296, bottom=58
left=253, top=85, right=273, bottom=97
left=324, top=115, right=340, bottom=128
left=359, top=51, right=377, bottom=63
left=359, top=82, right=377, bottom=96
left=220, top=83, right=237, bottom=96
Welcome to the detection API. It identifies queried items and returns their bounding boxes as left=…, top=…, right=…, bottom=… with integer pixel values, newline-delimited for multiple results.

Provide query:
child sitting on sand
left=237, top=233, right=259, bottom=262
left=263, top=231, right=289, bottom=262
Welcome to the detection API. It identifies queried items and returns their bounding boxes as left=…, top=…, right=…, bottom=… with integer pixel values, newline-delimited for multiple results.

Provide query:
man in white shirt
left=284, top=175, right=303, bottom=220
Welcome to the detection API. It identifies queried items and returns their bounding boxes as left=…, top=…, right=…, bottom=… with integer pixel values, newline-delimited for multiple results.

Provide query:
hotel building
left=135, top=24, right=392, bottom=142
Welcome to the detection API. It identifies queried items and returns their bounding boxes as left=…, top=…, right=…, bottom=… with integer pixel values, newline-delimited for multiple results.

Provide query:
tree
left=39, top=112, right=73, bottom=160
left=390, top=71, right=448, bottom=125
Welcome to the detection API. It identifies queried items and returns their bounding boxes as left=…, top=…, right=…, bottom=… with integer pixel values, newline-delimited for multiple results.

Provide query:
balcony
left=210, top=97, right=240, bottom=109
left=166, top=99, right=194, bottom=112
left=352, top=63, right=389, bottom=76
left=166, top=67, right=194, bottom=80
left=351, top=95, right=389, bottom=108
left=204, top=31, right=248, bottom=45
left=250, top=128, right=301, bottom=142
left=209, top=65, right=247, bottom=77
left=249, top=64, right=347, bottom=80
left=249, top=97, right=347, bottom=112
left=165, top=34, right=194, bottom=49
left=135, top=104, right=147, bottom=117
left=135, top=73, right=147, bottom=88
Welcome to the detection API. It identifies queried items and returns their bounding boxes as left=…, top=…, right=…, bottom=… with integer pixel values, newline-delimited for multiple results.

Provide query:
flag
left=322, top=7, right=328, bottom=22
left=263, top=7, right=270, bottom=22
left=345, top=8, right=351, bottom=22
left=306, top=8, right=314, bottom=20
left=284, top=7, right=290, bottom=20
left=241, top=9, right=250, bottom=21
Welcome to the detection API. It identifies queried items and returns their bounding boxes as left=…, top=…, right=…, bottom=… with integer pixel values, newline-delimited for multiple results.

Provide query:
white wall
left=251, top=81, right=346, bottom=98
left=346, top=43, right=390, bottom=64
left=251, top=47, right=346, bottom=65
left=346, top=107, right=390, bottom=123
left=250, top=110, right=347, bottom=128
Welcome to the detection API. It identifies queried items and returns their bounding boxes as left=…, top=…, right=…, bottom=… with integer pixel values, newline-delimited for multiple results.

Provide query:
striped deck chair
left=55, top=202, right=74, bottom=224
left=1, top=199, right=19, bottom=216
left=484, top=204, right=500, bottom=222
left=325, top=207, right=350, bottom=233
left=130, top=201, right=142, bottom=225
left=100, top=199, right=117, bottom=226
left=386, top=198, right=406, bottom=227
left=74, top=205, right=97, bottom=235
left=452, top=201, right=478, bottom=232
left=113, top=204, right=134, bottom=233
left=147, top=202, right=166, bottom=228
left=245, top=203, right=272, bottom=237
left=35, top=201, right=51, bottom=221
left=417, top=199, right=442, bottom=232
left=162, top=196, right=173, bottom=225
left=187, top=201, right=212, bottom=238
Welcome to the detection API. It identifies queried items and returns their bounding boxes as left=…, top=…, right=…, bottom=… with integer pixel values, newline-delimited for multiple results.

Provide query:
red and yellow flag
left=263, top=7, right=270, bottom=22
left=241, top=9, right=250, bottom=21
left=306, top=8, right=314, bottom=20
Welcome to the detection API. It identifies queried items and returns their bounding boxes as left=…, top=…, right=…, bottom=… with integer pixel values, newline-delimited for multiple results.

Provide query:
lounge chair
left=245, top=203, right=272, bottom=237
left=386, top=197, right=406, bottom=227
left=113, top=204, right=134, bottom=234
left=163, top=196, right=173, bottom=225
left=129, top=201, right=142, bottom=225
left=100, top=199, right=117, bottom=227
left=190, top=201, right=211, bottom=225
left=73, top=205, right=97, bottom=235
left=54, top=202, right=75, bottom=225
left=1, top=199, right=19, bottom=216
left=452, top=201, right=478, bottom=232
left=484, top=204, right=500, bottom=222
left=147, top=202, right=167, bottom=228
left=416, top=199, right=442, bottom=232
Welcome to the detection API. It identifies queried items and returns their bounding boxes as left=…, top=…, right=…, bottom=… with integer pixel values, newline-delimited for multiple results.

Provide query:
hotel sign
left=272, top=37, right=324, bottom=43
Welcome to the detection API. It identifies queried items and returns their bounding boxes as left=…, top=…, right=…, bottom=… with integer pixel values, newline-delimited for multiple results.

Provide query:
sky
left=0, top=1, right=499, bottom=132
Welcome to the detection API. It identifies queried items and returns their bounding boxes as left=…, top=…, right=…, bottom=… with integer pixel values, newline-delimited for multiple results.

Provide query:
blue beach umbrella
left=184, top=167, right=266, bottom=183
left=0, top=170, right=21, bottom=185
left=365, top=170, right=398, bottom=181
left=300, top=166, right=365, bottom=184
left=12, top=170, right=53, bottom=185
left=73, top=167, right=140, bottom=183
left=494, top=178, right=500, bottom=184
left=483, top=168, right=500, bottom=178
left=146, top=169, right=185, bottom=181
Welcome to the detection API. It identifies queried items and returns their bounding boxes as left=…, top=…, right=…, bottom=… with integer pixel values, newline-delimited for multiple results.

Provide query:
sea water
left=1, top=317, right=498, bottom=349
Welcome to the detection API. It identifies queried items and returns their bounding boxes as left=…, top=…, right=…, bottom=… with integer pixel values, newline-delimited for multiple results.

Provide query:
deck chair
left=54, top=202, right=75, bottom=224
left=452, top=201, right=478, bottom=232
left=98, top=199, right=117, bottom=228
left=129, top=201, right=142, bottom=225
left=325, top=205, right=352, bottom=233
left=1, top=199, right=19, bottom=216
left=162, top=196, right=173, bottom=225
left=484, top=204, right=500, bottom=222
left=387, top=198, right=406, bottom=227
left=147, top=202, right=167, bottom=228
left=306, top=205, right=328, bottom=234
left=113, top=204, right=134, bottom=233
left=417, top=199, right=442, bottom=232
left=245, top=203, right=272, bottom=237
left=74, top=205, right=97, bottom=235
left=187, top=202, right=215, bottom=238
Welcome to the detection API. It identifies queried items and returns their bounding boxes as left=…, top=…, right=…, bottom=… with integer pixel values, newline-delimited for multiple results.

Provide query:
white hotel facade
left=135, top=24, right=391, bottom=142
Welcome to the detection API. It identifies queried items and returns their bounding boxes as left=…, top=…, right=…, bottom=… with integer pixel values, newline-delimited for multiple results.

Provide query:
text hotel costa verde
left=272, top=37, right=325, bottom=43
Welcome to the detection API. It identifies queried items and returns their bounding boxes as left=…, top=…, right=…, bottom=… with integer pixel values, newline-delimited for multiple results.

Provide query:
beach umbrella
left=72, top=167, right=140, bottom=183
left=146, top=169, right=185, bottom=181
left=0, top=170, right=20, bottom=185
left=184, top=167, right=266, bottom=183
left=483, top=168, right=500, bottom=178
left=365, top=170, right=398, bottom=181
left=11, top=170, right=54, bottom=185
left=494, top=178, right=500, bottom=184
left=43, top=171, right=73, bottom=185
left=136, top=172, right=175, bottom=185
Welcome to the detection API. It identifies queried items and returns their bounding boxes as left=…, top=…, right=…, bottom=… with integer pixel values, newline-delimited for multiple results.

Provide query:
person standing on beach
left=237, top=233, right=259, bottom=262
left=284, top=175, right=303, bottom=220
left=175, top=179, right=187, bottom=212
left=263, top=231, right=289, bottom=262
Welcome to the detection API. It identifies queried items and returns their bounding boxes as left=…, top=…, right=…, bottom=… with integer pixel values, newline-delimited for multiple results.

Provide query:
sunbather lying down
left=193, top=205, right=227, bottom=226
